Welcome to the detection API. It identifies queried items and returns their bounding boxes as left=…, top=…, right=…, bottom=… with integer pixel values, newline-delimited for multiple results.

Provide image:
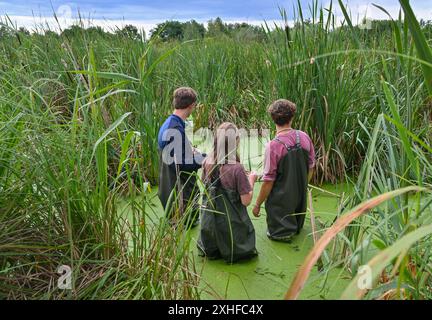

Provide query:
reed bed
left=1, top=0, right=431, bottom=299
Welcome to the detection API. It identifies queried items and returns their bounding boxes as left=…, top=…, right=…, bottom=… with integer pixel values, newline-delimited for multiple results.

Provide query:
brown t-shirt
left=202, top=160, right=252, bottom=196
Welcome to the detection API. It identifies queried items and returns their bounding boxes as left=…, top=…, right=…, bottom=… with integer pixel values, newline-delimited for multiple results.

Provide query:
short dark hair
left=268, top=99, right=296, bottom=126
left=173, top=87, right=197, bottom=109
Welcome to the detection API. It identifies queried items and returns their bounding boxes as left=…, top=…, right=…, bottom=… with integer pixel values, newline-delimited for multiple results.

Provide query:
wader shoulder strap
left=274, top=130, right=301, bottom=151
left=206, top=164, right=222, bottom=188
left=295, top=130, right=301, bottom=148
left=274, top=137, right=290, bottom=151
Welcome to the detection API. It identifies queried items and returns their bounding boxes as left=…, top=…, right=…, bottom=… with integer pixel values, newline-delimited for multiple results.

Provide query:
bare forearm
left=241, top=191, right=253, bottom=207
left=255, top=181, right=274, bottom=207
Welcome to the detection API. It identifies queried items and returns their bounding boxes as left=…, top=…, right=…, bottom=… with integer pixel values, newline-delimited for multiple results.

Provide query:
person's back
left=157, top=87, right=205, bottom=228
left=197, top=123, right=258, bottom=263
left=253, top=100, right=315, bottom=241
left=264, top=130, right=313, bottom=240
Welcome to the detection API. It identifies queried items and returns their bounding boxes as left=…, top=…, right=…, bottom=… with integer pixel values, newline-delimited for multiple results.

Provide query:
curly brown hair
left=268, top=99, right=297, bottom=126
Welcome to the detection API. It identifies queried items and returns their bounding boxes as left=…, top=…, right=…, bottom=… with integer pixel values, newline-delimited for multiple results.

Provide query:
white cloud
left=326, top=0, right=432, bottom=25
left=3, top=0, right=431, bottom=35
left=0, top=15, right=160, bottom=34
left=1, top=14, right=287, bottom=35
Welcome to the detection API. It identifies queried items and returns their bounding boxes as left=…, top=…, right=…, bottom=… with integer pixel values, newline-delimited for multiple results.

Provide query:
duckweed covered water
left=195, top=183, right=352, bottom=300
left=119, top=130, right=353, bottom=299
left=126, top=183, right=352, bottom=299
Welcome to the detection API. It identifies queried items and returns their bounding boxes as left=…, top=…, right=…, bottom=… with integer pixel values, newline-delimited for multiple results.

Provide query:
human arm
left=169, top=125, right=205, bottom=172
left=252, top=141, right=276, bottom=217
left=252, top=181, right=274, bottom=217
left=306, top=133, right=315, bottom=182
left=240, top=171, right=258, bottom=207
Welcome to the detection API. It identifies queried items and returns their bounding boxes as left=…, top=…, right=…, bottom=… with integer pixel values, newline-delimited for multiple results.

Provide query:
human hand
left=192, top=147, right=202, bottom=154
left=248, top=171, right=259, bottom=183
left=252, top=204, right=261, bottom=217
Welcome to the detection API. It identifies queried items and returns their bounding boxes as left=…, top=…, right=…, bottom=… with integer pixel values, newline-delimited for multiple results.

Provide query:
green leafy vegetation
left=1, top=0, right=432, bottom=299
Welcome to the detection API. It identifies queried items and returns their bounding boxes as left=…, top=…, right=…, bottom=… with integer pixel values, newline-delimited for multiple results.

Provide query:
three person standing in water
left=157, top=88, right=315, bottom=263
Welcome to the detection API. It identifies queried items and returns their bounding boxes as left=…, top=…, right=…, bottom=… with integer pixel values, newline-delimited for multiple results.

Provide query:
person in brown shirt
left=197, top=122, right=258, bottom=263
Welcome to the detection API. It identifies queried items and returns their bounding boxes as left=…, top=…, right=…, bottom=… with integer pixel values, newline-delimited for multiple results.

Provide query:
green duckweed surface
left=131, top=183, right=353, bottom=300
left=195, top=183, right=352, bottom=300
left=122, top=132, right=354, bottom=299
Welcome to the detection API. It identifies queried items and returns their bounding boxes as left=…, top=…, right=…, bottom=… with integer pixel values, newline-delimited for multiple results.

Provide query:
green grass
left=1, top=0, right=432, bottom=300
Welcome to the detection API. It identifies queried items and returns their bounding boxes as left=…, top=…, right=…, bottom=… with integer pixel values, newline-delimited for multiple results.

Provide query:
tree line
left=1, top=17, right=432, bottom=43
left=0, top=17, right=266, bottom=42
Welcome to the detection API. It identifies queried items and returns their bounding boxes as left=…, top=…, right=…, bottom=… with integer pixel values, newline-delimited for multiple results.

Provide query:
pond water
left=188, top=124, right=351, bottom=298
left=124, top=182, right=353, bottom=300
left=125, top=127, right=353, bottom=299
left=194, top=182, right=352, bottom=300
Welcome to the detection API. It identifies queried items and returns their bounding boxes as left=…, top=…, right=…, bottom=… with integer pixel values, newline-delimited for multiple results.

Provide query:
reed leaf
left=341, top=224, right=432, bottom=299
left=399, top=0, right=432, bottom=95
left=285, top=186, right=424, bottom=300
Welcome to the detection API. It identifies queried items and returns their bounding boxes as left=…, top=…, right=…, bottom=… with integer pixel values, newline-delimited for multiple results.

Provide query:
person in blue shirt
left=157, top=87, right=206, bottom=228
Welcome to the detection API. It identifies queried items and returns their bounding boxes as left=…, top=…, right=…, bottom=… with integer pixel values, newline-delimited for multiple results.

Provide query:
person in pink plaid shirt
left=253, top=99, right=315, bottom=241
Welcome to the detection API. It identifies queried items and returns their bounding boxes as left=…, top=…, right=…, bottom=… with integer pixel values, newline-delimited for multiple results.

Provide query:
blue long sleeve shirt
left=157, top=114, right=205, bottom=172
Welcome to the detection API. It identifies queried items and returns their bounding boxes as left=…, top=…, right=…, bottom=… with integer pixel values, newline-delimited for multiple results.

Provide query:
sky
left=0, top=0, right=431, bottom=33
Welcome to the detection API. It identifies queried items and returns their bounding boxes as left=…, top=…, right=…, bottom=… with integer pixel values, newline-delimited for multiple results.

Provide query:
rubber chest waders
left=157, top=150, right=200, bottom=228
left=197, top=166, right=257, bottom=264
left=265, top=130, right=309, bottom=241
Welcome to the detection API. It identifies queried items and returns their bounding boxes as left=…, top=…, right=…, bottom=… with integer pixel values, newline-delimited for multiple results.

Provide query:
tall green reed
left=0, top=20, right=200, bottom=299
left=310, top=0, right=432, bottom=299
